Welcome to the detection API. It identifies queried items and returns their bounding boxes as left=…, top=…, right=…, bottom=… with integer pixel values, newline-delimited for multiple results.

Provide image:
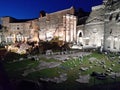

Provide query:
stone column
left=70, top=15, right=74, bottom=42
left=66, top=14, right=70, bottom=42
left=73, top=16, right=77, bottom=43
left=5, top=37, right=7, bottom=43
left=0, top=36, right=1, bottom=43
left=63, top=15, right=66, bottom=42
left=13, top=34, right=16, bottom=43
left=24, top=37, right=28, bottom=43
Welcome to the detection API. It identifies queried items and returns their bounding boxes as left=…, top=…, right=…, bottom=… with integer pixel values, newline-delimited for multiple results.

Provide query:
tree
left=0, top=24, right=2, bottom=29
left=40, top=10, right=46, bottom=17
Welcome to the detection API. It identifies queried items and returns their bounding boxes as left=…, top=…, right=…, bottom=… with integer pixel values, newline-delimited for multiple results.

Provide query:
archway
left=77, top=30, right=83, bottom=45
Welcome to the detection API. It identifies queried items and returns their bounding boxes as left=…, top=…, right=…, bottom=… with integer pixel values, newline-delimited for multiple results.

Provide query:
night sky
left=0, top=0, right=103, bottom=19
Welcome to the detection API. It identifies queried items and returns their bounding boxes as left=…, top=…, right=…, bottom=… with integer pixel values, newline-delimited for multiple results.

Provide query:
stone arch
left=79, top=32, right=82, bottom=37
left=77, top=30, right=83, bottom=45
left=77, top=30, right=83, bottom=37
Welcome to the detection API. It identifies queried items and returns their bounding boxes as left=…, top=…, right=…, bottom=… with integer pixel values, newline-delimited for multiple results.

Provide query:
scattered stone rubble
left=76, top=74, right=90, bottom=83
left=40, top=73, right=67, bottom=83
left=22, top=61, right=61, bottom=76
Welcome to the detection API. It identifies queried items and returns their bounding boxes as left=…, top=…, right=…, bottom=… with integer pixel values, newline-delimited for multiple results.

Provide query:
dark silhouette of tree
left=74, top=8, right=90, bottom=17
left=0, top=24, right=2, bottom=29
left=40, top=10, right=46, bottom=17
left=74, top=8, right=90, bottom=25
left=0, top=61, right=13, bottom=90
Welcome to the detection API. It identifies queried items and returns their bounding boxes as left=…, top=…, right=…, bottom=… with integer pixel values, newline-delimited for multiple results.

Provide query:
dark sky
left=0, top=0, right=103, bottom=19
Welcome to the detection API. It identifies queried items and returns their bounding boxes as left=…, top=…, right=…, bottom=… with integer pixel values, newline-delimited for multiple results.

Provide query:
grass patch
left=3, top=51, right=120, bottom=89
left=39, top=56, right=58, bottom=62
left=3, top=60, right=39, bottom=78
left=26, top=67, right=60, bottom=80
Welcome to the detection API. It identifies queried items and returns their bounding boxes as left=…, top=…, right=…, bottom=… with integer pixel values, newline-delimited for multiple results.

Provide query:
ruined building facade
left=77, top=0, right=120, bottom=52
left=38, top=7, right=77, bottom=42
left=0, top=7, right=77, bottom=44
left=79, top=5, right=104, bottom=48
left=104, top=0, right=120, bottom=52
left=0, top=17, right=31, bottom=43
left=0, top=0, right=120, bottom=52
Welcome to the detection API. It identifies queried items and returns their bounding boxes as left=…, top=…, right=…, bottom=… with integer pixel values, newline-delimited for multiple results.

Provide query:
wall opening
left=79, top=32, right=82, bottom=37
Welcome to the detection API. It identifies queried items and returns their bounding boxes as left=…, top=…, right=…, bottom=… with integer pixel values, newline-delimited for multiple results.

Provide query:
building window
left=110, top=29, right=112, bottom=35
left=116, top=13, right=119, bottom=20
left=109, top=14, right=113, bottom=21
left=17, top=27, right=19, bottom=30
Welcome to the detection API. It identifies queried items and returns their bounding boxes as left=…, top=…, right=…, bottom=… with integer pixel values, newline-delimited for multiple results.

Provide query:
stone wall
left=38, top=7, right=76, bottom=42
left=84, top=24, right=104, bottom=47
left=104, top=1, right=120, bottom=51
left=83, top=5, right=104, bottom=47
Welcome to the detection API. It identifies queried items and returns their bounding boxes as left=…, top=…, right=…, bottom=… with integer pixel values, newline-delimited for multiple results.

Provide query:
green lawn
left=26, top=67, right=60, bottom=80
left=3, top=60, right=40, bottom=78
left=3, top=51, right=120, bottom=88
